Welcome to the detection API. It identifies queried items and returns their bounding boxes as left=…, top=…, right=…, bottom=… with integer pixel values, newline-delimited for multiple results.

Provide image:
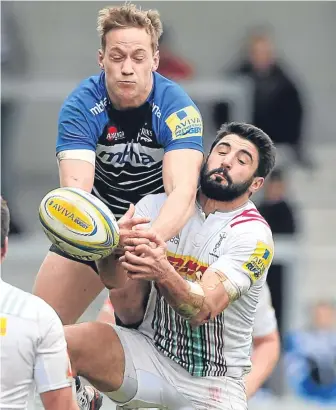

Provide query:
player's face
left=200, top=134, right=264, bottom=201
left=98, top=27, right=159, bottom=109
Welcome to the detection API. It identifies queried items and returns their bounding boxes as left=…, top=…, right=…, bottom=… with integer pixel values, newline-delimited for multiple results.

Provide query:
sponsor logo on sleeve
left=165, top=106, right=203, bottom=140
left=242, top=241, right=273, bottom=282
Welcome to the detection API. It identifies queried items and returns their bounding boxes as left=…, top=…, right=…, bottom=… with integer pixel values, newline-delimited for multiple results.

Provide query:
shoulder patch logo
left=242, top=241, right=273, bottom=282
left=165, top=106, right=203, bottom=140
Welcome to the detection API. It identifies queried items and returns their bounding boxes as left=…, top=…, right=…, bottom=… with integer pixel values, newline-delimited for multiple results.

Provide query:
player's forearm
left=151, top=187, right=196, bottom=242
left=156, top=262, right=212, bottom=326
left=110, top=279, right=150, bottom=325
left=96, top=253, right=128, bottom=290
left=245, top=331, right=280, bottom=398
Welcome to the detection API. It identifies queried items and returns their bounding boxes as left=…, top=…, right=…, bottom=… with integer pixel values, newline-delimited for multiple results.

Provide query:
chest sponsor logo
left=107, top=126, right=125, bottom=142
left=167, top=251, right=208, bottom=281
left=89, top=97, right=108, bottom=115
left=97, top=144, right=156, bottom=166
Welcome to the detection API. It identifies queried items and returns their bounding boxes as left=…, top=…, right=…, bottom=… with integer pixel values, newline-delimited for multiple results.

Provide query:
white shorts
left=106, top=326, right=247, bottom=410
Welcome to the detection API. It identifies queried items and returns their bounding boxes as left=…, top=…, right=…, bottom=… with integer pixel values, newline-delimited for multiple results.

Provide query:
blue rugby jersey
left=56, top=72, right=203, bottom=218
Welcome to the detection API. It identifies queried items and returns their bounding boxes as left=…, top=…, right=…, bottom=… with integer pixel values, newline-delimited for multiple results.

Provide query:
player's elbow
left=189, top=296, right=230, bottom=328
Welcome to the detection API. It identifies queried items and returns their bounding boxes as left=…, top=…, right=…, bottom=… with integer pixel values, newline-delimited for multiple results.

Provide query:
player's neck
left=198, top=191, right=249, bottom=216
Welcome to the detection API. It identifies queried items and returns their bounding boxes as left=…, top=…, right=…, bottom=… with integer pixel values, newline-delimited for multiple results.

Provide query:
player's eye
left=111, top=55, right=123, bottom=61
left=218, top=151, right=228, bottom=156
left=133, top=55, right=145, bottom=62
left=238, top=159, right=246, bottom=165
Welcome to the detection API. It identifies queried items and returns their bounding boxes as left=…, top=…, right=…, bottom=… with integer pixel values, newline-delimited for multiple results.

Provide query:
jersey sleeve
left=253, top=284, right=277, bottom=338
left=34, top=303, right=72, bottom=393
left=158, top=87, right=204, bottom=154
left=209, top=230, right=274, bottom=297
left=134, top=193, right=167, bottom=221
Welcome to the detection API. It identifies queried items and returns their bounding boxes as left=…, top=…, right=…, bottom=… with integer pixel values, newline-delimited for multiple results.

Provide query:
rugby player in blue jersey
left=34, top=3, right=203, bottom=325
left=33, top=4, right=203, bottom=408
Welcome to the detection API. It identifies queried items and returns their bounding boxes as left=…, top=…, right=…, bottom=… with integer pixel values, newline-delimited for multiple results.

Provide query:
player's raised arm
left=152, top=104, right=204, bottom=241
left=56, top=97, right=102, bottom=192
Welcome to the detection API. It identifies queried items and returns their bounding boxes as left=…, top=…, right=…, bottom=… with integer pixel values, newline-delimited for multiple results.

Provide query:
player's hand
left=123, top=227, right=158, bottom=253
left=116, top=204, right=151, bottom=250
left=119, top=231, right=169, bottom=281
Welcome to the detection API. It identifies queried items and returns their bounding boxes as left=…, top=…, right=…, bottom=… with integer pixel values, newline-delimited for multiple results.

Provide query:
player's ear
left=98, top=49, right=105, bottom=70
left=250, top=176, right=264, bottom=195
left=152, top=50, right=159, bottom=72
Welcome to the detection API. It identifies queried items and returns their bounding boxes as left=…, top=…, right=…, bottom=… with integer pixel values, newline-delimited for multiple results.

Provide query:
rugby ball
left=39, top=187, right=120, bottom=261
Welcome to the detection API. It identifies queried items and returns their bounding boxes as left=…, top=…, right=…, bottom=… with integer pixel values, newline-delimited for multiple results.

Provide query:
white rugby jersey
left=136, top=193, right=274, bottom=378
left=0, top=280, right=72, bottom=409
left=253, top=283, right=277, bottom=338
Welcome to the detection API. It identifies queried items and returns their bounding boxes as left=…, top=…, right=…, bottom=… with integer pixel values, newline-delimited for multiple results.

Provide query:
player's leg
left=33, top=250, right=104, bottom=325
left=65, top=322, right=195, bottom=409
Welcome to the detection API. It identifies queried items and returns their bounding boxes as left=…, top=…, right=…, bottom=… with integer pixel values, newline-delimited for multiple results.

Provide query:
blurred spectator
left=259, top=168, right=297, bottom=339
left=258, top=168, right=297, bottom=235
left=1, top=2, right=29, bottom=235
left=284, top=301, right=336, bottom=404
left=215, top=28, right=310, bottom=168
left=157, top=26, right=194, bottom=81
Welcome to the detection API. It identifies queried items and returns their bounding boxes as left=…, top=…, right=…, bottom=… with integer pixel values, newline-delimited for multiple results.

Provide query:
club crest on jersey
left=137, top=127, right=153, bottom=143
left=107, top=126, right=125, bottom=142
left=242, top=241, right=273, bottom=282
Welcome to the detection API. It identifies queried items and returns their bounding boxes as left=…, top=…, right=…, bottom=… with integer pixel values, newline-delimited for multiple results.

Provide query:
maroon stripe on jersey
left=230, top=217, right=270, bottom=228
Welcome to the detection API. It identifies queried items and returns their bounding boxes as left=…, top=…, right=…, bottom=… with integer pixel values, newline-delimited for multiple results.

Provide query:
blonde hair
left=97, top=3, right=163, bottom=52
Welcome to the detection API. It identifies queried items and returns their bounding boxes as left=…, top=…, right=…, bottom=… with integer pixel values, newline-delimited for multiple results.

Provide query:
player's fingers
left=121, top=261, right=146, bottom=273
left=134, top=244, right=155, bottom=256
left=123, top=237, right=151, bottom=247
left=124, top=251, right=148, bottom=266
left=127, top=272, right=148, bottom=280
left=118, top=203, right=135, bottom=224
left=129, top=217, right=151, bottom=226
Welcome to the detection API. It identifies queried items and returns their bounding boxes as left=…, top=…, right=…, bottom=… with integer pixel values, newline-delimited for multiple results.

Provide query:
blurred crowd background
left=1, top=1, right=336, bottom=409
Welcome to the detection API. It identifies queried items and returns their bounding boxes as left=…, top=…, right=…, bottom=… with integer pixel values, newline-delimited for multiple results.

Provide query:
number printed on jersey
left=242, top=241, right=273, bottom=282
left=165, top=106, right=203, bottom=140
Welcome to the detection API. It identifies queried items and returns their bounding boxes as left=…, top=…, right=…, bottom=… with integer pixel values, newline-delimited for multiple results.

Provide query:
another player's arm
left=151, top=148, right=202, bottom=242
left=56, top=102, right=99, bottom=192
left=151, top=104, right=204, bottom=242
left=246, top=330, right=280, bottom=398
left=35, top=306, right=79, bottom=410
left=245, top=284, right=280, bottom=398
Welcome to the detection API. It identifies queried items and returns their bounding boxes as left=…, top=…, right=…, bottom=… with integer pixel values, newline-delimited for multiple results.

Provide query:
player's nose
left=121, top=57, right=134, bottom=75
left=220, top=154, right=233, bottom=169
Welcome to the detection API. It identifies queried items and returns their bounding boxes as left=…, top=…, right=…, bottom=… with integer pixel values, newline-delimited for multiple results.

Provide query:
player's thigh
left=33, top=251, right=104, bottom=325
left=173, top=371, right=247, bottom=410
left=109, top=326, right=194, bottom=410
left=65, top=322, right=125, bottom=392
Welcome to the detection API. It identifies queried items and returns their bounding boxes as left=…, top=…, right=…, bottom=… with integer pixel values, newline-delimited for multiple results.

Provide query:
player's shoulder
left=0, top=281, right=59, bottom=324
left=152, top=72, right=200, bottom=119
left=60, top=71, right=109, bottom=118
left=228, top=202, right=273, bottom=242
left=137, top=192, right=167, bottom=209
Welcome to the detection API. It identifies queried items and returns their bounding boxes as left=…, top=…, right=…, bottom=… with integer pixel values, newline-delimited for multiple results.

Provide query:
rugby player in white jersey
left=0, top=198, right=80, bottom=410
left=64, top=122, right=276, bottom=410
left=95, top=282, right=280, bottom=399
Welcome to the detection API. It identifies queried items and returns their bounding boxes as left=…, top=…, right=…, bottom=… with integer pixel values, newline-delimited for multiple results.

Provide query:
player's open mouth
left=213, top=173, right=227, bottom=183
